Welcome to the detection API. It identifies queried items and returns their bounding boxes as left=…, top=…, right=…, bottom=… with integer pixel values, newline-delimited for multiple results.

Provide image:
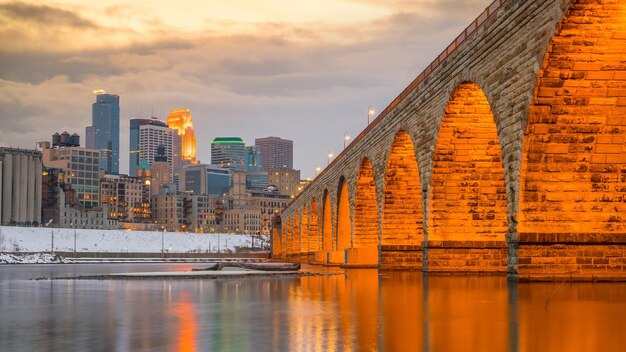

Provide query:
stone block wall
left=518, top=233, right=626, bottom=280
left=380, top=245, right=423, bottom=271
left=353, top=159, right=378, bottom=248
left=426, top=241, right=508, bottom=273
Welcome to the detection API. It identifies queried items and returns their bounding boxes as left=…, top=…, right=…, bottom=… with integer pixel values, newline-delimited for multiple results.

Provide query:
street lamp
left=327, top=151, right=334, bottom=165
left=367, top=105, right=375, bottom=125
left=315, top=165, right=321, bottom=176
left=344, top=133, right=351, bottom=149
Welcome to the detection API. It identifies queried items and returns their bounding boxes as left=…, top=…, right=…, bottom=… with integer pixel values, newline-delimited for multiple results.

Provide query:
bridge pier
left=424, top=241, right=508, bottom=274
left=379, top=245, right=423, bottom=271
left=327, top=251, right=344, bottom=266
left=312, top=250, right=327, bottom=265
left=284, top=253, right=301, bottom=263
left=516, top=234, right=626, bottom=282
left=342, top=247, right=378, bottom=268
left=300, top=252, right=314, bottom=264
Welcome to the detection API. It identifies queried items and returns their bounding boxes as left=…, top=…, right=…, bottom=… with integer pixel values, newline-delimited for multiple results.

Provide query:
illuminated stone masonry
left=276, top=0, right=626, bottom=281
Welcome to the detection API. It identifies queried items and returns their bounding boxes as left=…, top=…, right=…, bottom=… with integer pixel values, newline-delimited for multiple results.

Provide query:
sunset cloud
left=0, top=0, right=493, bottom=177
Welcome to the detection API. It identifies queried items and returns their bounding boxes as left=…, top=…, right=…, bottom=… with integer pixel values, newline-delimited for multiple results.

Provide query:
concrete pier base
left=342, top=247, right=377, bottom=268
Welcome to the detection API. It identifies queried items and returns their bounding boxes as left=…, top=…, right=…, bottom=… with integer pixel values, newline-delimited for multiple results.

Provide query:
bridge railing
left=286, top=0, right=509, bottom=211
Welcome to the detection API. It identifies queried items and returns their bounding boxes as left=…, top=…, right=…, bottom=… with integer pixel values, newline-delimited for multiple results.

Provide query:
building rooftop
left=212, top=137, right=244, bottom=144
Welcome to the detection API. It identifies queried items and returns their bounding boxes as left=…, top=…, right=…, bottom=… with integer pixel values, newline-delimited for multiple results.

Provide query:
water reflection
left=381, top=272, right=422, bottom=351
left=170, top=292, right=197, bottom=352
left=1, top=264, right=626, bottom=351
left=518, top=283, right=626, bottom=351
left=427, top=275, right=509, bottom=351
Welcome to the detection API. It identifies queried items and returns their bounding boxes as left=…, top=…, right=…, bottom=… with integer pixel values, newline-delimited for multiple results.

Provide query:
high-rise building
left=167, top=108, right=197, bottom=163
left=167, top=109, right=197, bottom=190
left=129, top=117, right=168, bottom=176
left=138, top=123, right=175, bottom=176
left=86, top=90, right=120, bottom=174
left=41, top=139, right=101, bottom=209
left=211, top=137, right=246, bottom=171
left=255, top=136, right=293, bottom=170
left=0, top=148, right=43, bottom=225
left=183, top=164, right=231, bottom=196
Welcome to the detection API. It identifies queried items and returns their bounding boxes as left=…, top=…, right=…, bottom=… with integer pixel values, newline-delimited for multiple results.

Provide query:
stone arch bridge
left=273, top=0, right=626, bottom=280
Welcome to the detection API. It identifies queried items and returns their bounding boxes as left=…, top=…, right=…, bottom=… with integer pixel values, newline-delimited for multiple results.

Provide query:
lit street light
left=327, top=151, right=334, bottom=165
left=344, top=133, right=351, bottom=149
left=315, top=165, right=321, bottom=176
left=368, top=105, right=375, bottom=125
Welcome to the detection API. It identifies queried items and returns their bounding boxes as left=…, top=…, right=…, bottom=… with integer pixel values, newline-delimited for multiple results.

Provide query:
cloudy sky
left=0, top=0, right=492, bottom=178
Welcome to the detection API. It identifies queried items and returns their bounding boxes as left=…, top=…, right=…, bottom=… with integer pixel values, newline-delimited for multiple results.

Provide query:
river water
left=1, top=263, right=625, bottom=351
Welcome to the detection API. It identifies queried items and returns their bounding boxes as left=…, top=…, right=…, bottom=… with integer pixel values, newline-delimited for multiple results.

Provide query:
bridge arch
left=428, top=82, right=507, bottom=241
left=301, top=205, right=309, bottom=254
left=336, top=176, right=352, bottom=251
left=519, top=0, right=626, bottom=273
left=294, top=213, right=301, bottom=254
left=382, top=130, right=424, bottom=246
left=286, top=216, right=293, bottom=255
left=322, top=190, right=333, bottom=251
left=354, top=158, right=379, bottom=248
left=310, top=197, right=320, bottom=251
left=426, top=81, right=508, bottom=272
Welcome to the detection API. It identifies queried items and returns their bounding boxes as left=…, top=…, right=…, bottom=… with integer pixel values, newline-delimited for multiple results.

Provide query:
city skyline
left=0, top=0, right=493, bottom=178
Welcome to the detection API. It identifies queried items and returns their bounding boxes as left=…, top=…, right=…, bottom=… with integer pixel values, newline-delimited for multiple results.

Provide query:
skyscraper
left=211, top=137, right=246, bottom=171
left=138, top=123, right=175, bottom=176
left=167, top=108, right=197, bottom=191
left=129, top=117, right=167, bottom=176
left=86, top=90, right=120, bottom=174
left=255, top=136, right=293, bottom=170
left=167, top=108, right=197, bottom=163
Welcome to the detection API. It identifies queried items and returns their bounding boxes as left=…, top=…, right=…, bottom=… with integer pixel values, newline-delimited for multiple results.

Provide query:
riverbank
left=0, top=252, right=268, bottom=264
left=0, top=226, right=267, bottom=253
left=0, top=253, right=74, bottom=264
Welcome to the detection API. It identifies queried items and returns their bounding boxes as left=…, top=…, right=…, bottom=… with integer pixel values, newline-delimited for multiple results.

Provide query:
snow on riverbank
left=0, top=253, right=74, bottom=264
left=0, top=226, right=268, bottom=254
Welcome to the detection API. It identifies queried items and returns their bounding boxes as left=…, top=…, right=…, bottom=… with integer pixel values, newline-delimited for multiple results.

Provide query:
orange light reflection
left=170, top=292, right=198, bottom=352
